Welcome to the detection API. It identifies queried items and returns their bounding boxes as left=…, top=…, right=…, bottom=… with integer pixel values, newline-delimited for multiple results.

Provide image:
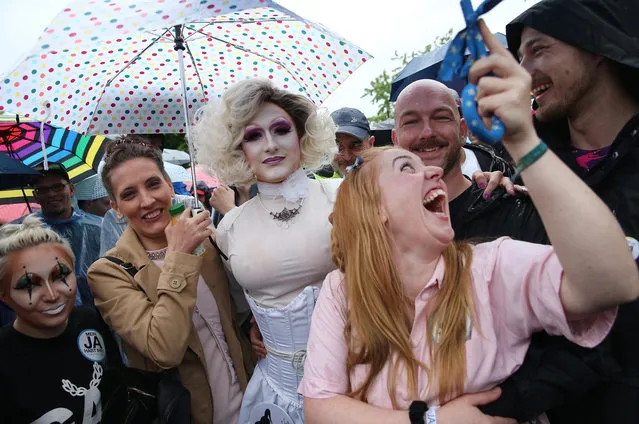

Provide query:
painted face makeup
left=14, top=259, right=72, bottom=305
left=1, top=243, right=77, bottom=338
left=241, top=102, right=302, bottom=183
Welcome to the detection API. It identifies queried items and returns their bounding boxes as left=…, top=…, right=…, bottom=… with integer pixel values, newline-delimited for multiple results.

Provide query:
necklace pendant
left=270, top=205, right=301, bottom=222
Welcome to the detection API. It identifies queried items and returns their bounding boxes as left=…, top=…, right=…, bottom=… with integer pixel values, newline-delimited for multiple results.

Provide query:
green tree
left=362, top=29, right=454, bottom=123
left=163, top=133, right=189, bottom=152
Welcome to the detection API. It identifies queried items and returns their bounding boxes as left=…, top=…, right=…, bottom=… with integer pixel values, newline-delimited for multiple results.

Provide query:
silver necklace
left=146, top=247, right=168, bottom=261
left=257, top=194, right=305, bottom=223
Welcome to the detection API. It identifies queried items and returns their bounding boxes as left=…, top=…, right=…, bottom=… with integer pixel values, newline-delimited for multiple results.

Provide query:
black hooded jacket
left=490, top=1, right=639, bottom=422
left=456, top=122, right=639, bottom=423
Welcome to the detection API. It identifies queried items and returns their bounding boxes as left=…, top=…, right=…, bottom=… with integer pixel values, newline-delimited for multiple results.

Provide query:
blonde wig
left=331, top=146, right=474, bottom=406
left=0, top=215, right=75, bottom=294
left=192, top=79, right=337, bottom=186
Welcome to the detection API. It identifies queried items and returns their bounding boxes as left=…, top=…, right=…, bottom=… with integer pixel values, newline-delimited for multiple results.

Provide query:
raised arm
left=88, top=208, right=212, bottom=368
left=469, top=20, right=639, bottom=318
left=88, top=251, right=201, bottom=368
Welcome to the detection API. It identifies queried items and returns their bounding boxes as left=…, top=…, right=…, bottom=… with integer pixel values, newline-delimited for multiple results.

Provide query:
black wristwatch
left=409, top=400, right=428, bottom=424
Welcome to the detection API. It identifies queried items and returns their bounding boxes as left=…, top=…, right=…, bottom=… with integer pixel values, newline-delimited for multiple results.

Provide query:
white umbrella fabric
left=162, top=148, right=191, bottom=165
left=0, top=0, right=371, bottom=136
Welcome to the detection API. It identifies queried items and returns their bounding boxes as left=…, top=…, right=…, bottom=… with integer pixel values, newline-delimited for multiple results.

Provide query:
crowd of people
left=1, top=0, right=638, bottom=423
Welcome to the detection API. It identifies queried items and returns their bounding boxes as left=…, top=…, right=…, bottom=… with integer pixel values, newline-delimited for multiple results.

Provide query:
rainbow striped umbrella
left=0, top=114, right=108, bottom=204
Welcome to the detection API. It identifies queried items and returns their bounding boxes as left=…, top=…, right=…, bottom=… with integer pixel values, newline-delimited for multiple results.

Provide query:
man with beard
left=504, top=0, right=639, bottom=422
left=334, top=105, right=510, bottom=181
left=393, top=79, right=546, bottom=243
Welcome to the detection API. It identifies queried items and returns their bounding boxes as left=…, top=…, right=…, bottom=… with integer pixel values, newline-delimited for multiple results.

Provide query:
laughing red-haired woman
left=299, top=24, right=639, bottom=424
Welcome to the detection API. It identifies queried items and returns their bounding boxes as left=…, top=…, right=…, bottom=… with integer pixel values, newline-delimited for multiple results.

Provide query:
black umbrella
left=390, top=33, right=507, bottom=102
left=0, top=152, right=40, bottom=211
left=0, top=152, right=40, bottom=190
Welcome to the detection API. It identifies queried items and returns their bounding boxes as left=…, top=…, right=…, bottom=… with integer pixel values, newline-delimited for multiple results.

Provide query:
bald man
left=392, top=79, right=547, bottom=243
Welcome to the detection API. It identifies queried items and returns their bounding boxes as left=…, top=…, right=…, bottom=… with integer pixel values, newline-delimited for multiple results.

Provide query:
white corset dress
left=239, top=286, right=319, bottom=424
left=215, top=177, right=341, bottom=424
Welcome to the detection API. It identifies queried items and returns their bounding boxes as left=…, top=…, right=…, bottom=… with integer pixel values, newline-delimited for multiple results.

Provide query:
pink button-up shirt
left=299, top=238, right=615, bottom=409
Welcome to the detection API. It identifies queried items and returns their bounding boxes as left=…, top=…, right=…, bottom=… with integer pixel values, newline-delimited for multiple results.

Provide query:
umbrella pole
left=173, top=25, right=228, bottom=261
left=39, top=105, right=52, bottom=170
left=21, top=188, right=32, bottom=213
left=174, top=25, right=199, bottom=203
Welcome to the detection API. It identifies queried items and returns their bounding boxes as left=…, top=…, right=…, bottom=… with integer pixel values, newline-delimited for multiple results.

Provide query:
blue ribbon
left=438, top=0, right=505, bottom=144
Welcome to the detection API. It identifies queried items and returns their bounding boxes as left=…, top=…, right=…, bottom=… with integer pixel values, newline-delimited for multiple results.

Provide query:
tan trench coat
left=88, top=226, right=254, bottom=424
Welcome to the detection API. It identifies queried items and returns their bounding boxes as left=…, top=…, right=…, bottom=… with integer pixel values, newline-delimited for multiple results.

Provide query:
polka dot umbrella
left=0, top=0, right=371, bottom=137
left=0, top=0, right=371, bottom=193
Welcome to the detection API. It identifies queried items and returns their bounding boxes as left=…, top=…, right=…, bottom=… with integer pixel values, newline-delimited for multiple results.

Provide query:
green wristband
left=516, top=140, right=548, bottom=173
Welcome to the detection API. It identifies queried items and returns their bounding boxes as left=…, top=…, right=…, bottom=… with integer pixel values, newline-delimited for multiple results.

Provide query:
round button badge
left=77, top=329, right=106, bottom=362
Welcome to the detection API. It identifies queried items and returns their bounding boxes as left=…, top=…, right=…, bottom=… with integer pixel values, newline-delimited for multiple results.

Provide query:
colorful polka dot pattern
left=0, top=0, right=371, bottom=135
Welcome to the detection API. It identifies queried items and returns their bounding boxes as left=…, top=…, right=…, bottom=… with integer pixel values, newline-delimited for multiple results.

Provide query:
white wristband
left=425, top=407, right=438, bottom=424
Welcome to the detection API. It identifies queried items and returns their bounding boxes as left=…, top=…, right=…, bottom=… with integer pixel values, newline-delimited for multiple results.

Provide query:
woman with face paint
left=87, top=139, right=254, bottom=424
left=0, top=216, right=123, bottom=423
left=193, top=79, right=338, bottom=423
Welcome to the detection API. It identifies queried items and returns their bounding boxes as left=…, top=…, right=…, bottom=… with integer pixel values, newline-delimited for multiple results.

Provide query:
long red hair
left=330, top=147, right=474, bottom=406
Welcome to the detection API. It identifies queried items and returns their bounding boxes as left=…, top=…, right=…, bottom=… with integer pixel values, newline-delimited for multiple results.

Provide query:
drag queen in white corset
left=193, top=79, right=339, bottom=424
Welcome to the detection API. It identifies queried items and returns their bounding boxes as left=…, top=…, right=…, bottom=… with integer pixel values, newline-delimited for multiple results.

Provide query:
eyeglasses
left=34, top=183, right=69, bottom=196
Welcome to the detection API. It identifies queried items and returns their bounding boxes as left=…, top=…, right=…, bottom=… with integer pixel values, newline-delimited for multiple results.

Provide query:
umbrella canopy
left=0, top=114, right=108, bottom=182
left=164, top=161, right=191, bottom=182
left=0, top=0, right=372, bottom=136
left=390, top=33, right=507, bottom=101
left=0, top=187, right=35, bottom=206
left=74, top=173, right=108, bottom=200
left=0, top=203, right=40, bottom=224
left=163, top=148, right=191, bottom=165
left=0, top=152, right=41, bottom=190
left=185, top=165, right=220, bottom=190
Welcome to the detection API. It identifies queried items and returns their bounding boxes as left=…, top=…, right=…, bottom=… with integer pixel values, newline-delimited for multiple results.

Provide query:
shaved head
left=393, top=79, right=466, bottom=176
left=395, top=80, right=461, bottom=127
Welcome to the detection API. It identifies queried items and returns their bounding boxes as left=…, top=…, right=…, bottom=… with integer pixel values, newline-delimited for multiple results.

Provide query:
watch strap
left=409, top=400, right=428, bottom=424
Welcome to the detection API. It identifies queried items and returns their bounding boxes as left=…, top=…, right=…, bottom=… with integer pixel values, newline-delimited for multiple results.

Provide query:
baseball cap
left=331, top=107, right=371, bottom=141
left=194, top=181, right=209, bottom=196
left=31, top=163, right=70, bottom=185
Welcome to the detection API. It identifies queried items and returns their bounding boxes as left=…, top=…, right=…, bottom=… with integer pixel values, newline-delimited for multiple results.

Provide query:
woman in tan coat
left=88, top=138, right=253, bottom=424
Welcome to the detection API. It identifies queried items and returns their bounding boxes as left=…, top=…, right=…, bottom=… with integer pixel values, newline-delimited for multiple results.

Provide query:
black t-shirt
left=0, top=307, right=122, bottom=424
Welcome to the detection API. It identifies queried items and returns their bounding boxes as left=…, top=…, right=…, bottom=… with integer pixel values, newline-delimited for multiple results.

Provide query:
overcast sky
left=0, top=0, right=540, bottom=118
